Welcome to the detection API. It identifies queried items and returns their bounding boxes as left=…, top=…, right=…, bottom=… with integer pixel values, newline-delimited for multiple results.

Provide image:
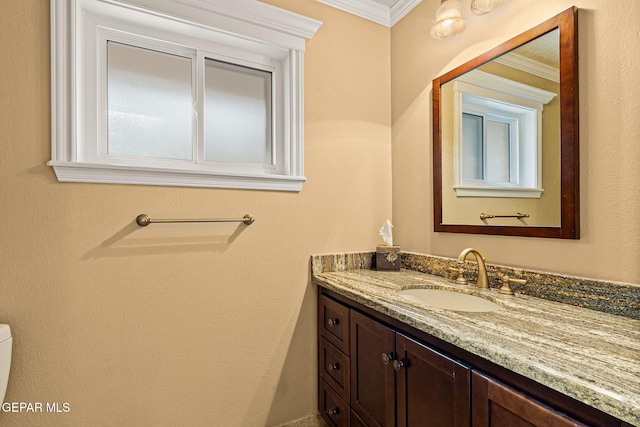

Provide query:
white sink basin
left=397, top=288, right=500, bottom=312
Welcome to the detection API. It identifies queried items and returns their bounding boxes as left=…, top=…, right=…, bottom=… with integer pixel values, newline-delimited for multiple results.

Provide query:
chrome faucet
left=457, top=248, right=489, bottom=289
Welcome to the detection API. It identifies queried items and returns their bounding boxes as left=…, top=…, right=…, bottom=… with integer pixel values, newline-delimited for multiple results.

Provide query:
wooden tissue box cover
left=376, top=245, right=401, bottom=271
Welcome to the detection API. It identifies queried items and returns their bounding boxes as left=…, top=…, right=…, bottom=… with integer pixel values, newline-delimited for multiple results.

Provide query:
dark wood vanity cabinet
left=318, top=288, right=628, bottom=427
left=350, top=310, right=470, bottom=427
left=319, top=295, right=352, bottom=426
left=350, top=310, right=396, bottom=426
left=320, top=294, right=470, bottom=427
left=395, top=332, right=470, bottom=427
left=471, top=371, right=587, bottom=427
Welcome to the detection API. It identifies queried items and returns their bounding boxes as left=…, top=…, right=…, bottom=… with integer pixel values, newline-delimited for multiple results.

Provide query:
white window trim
left=49, top=0, right=322, bottom=192
left=452, top=70, right=556, bottom=199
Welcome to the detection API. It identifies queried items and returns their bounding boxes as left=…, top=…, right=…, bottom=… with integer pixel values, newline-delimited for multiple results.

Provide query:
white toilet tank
left=0, top=325, right=12, bottom=402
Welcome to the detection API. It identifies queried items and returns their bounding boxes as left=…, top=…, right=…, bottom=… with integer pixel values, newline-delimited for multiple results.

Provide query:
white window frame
left=452, top=70, right=556, bottom=198
left=49, top=0, right=322, bottom=191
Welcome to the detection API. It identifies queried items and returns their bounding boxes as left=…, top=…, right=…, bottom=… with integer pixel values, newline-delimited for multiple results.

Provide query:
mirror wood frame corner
left=433, top=7, right=579, bottom=239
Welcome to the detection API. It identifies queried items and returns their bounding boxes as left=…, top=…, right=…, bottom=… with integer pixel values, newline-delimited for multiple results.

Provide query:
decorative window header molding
left=120, top=0, right=323, bottom=45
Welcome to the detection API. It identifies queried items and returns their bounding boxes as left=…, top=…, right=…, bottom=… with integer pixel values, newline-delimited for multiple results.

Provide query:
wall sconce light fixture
left=471, top=0, right=507, bottom=15
left=432, top=0, right=510, bottom=39
left=430, top=0, right=467, bottom=39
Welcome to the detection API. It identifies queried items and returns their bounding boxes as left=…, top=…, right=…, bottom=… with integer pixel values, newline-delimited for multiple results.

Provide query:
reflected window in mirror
left=462, top=112, right=514, bottom=182
left=451, top=70, right=556, bottom=199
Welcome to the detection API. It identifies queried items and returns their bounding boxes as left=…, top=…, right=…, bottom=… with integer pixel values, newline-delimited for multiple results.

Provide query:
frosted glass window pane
left=462, top=113, right=483, bottom=180
left=486, top=120, right=510, bottom=182
left=107, top=42, right=193, bottom=160
left=205, top=59, right=272, bottom=165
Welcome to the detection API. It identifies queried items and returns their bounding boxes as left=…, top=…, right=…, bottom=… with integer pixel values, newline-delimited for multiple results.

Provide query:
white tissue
left=379, top=219, right=394, bottom=246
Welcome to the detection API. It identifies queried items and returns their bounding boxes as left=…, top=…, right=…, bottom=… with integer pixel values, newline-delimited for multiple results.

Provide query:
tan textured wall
left=392, top=1, right=640, bottom=283
left=0, top=1, right=390, bottom=426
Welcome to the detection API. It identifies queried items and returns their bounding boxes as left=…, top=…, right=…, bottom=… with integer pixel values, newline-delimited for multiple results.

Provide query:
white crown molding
left=316, top=0, right=421, bottom=27
left=390, top=0, right=422, bottom=26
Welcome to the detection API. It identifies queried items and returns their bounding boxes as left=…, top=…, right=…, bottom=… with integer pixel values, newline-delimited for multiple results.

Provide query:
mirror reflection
left=432, top=7, right=579, bottom=239
left=441, top=30, right=560, bottom=227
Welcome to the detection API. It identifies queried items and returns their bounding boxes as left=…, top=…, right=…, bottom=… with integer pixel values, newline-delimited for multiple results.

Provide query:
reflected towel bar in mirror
left=480, top=213, right=529, bottom=220
left=136, top=214, right=255, bottom=227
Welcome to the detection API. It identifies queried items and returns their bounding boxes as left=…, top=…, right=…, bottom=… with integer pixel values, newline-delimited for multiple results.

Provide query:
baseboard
left=271, top=411, right=326, bottom=427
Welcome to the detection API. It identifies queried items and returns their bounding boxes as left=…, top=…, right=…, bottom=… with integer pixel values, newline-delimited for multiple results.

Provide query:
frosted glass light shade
left=471, top=0, right=509, bottom=15
left=431, top=0, right=467, bottom=39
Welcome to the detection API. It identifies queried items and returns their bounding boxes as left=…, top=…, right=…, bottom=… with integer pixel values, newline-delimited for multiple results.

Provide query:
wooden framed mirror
left=433, top=7, right=579, bottom=238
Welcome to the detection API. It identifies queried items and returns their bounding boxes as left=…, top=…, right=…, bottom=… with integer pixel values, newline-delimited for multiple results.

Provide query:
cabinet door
left=472, top=371, right=588, bottom=427
left=395, top=333, right=471, bottom=427
left=350, top=310, right=396, bottom=427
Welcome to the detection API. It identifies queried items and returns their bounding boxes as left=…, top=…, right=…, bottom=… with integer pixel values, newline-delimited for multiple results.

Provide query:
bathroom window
left=203, top=59, right=273, bottom=167
left=106, top=42, right=195, bottom=163
left=49, top=0, right=321, bottom=191
left=452, top=70, right=556, bottom=198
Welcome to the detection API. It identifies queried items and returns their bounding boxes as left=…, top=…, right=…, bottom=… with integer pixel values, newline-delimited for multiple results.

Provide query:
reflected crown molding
left=494, top=53, right=559, bottom=83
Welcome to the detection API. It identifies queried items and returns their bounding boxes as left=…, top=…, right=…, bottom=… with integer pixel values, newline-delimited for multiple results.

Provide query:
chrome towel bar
left=135, top=214, right=255, bottom=227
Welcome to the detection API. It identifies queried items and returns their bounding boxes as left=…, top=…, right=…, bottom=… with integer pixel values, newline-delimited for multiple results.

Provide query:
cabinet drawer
left=319, top=377, right=350, bottom=427
left=319, top=295, right=350, bottom=355
left=319, top=337, right=350, bottom=401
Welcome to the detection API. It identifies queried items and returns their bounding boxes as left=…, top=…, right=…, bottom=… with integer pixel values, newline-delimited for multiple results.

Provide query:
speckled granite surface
left=311, top=252, right=640, bottom=426
left=401, top=252, right=640, bottom=320
left=311, top=251, right=640, bottom=320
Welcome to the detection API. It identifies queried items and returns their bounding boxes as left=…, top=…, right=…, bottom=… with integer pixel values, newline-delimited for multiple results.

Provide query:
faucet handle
left=500, top=275, right=527, bottom=295
left=448, top=265, right=468, bottom=285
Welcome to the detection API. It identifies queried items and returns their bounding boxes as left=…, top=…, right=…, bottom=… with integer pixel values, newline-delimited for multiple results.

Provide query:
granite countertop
left=312, top=267, right=640, bottom=426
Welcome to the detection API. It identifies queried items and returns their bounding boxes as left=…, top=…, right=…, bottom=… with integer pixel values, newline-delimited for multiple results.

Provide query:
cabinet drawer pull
left=393, top=360, right=404, bottom=372
left=327, top=318, right=339, bottom=327
left=381, top=353, right=393, bottom=365
left=328, top=362, right=339, bottom=372
left=327, top=408, right=340, bottom=416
